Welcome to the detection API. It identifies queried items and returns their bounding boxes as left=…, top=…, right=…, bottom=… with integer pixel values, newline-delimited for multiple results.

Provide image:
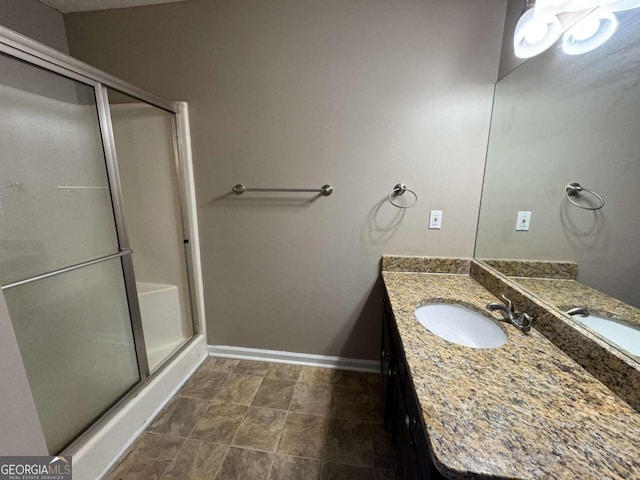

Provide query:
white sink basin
left=415, top=303, right=507, bottom=349
left=576, top=314, right=640, bottom=357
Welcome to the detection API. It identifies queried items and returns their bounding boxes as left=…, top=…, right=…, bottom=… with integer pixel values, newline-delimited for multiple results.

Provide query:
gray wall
left=65, top=0, right=506, bottom=359
left=0, top=0, right=69, bottom=53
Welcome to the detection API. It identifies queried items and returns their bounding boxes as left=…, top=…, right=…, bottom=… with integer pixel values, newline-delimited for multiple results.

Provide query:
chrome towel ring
left=388, top=183, right=418, bottom=208
left=565, top=182, right=604, bottom=211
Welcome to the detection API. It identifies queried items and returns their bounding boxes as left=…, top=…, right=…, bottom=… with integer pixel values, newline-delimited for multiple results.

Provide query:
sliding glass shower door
left=106, top=88, right=194, bottom=372
left=0, top=54, right=141, bottom=454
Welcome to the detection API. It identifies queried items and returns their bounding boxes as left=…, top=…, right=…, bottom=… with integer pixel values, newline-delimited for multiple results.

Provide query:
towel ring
left=388, top=183, right=418, bottom=209
left=565, top=182, right=604, bottom=211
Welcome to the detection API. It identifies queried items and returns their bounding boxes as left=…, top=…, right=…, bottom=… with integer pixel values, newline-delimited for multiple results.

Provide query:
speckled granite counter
left=382, top=270, right=640, bottom=480
left=514, top=277, right=640, bottom=332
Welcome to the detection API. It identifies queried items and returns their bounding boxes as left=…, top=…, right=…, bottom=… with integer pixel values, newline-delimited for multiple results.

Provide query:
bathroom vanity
left=382, top=291, right=444, bottom=480
left=380, top=257, right=640, bottom=480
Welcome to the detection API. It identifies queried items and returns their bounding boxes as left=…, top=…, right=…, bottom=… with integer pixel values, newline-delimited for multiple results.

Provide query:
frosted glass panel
left=108, top=90, right=193, bottom=371
left=0, top=54, right=119, bottom=286
left=4, top=258, right=139, bottom=454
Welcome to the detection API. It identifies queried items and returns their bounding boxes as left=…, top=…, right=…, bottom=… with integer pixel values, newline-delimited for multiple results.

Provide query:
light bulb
left=524, top=21, right=550, bottom=44
left=514, top=9, right=563, bottom=58
left=570, top=15, right=601, bottom=40
left=562, top=9, right=618, bottom=54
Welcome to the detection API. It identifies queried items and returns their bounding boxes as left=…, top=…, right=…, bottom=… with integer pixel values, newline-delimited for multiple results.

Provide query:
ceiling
left=38, top=0, right=190, bottom=13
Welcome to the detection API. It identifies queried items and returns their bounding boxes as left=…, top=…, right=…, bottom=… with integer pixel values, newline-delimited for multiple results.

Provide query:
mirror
left=474, top=5, right=640, bottom=361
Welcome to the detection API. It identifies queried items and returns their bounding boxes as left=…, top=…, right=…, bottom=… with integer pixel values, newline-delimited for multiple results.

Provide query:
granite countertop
left=382, top=271, right=640, bottom=480
left=513, top=277, right=640, bottom=332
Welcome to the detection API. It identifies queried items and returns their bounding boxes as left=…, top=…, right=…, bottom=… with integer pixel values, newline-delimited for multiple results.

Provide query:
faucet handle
left=500, top=294, right=514, bottom=313
left=514, top=312, right=533, bottom=332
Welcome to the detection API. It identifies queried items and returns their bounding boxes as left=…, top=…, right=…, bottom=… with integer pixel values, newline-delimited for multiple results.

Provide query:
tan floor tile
left=162, top=440, right=228, bottom=480
left=191, top=403, right=247, bottom=444
left=215, top=373, right=262, bottom=405
left=299, top=366, right=337, bottom=384
left=252, top=378, right=295, bottom=410
left=265, top=363, right=302, bottom=381
left=201, top=357, right=240, bottom=373
left=233, top=407, right=287, bottom=452
left=325, top=419, right=374, bottom=467
left=105, top=432, right=184, bottom=480
left=268, top=455, right=321, bottom=480
left=277, top=412, right=327, bottom=459
left=289, top=382, right=332, bottom=416
left=331, top=370, right=381, bottom=388
left=180, top=370, right=229, bottom=400
left=147, top=396, right=209, bottom=437
left=330, top=386, right=371, bottom=421
left=215, top=447, right=273, bottom=480
left=234, top=360, right=271, bottom=375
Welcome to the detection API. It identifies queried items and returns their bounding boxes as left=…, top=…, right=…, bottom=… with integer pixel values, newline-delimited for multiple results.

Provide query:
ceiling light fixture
left=516, top=0, right=638, bottom=58
left=562, top=9, right=618, bottom=54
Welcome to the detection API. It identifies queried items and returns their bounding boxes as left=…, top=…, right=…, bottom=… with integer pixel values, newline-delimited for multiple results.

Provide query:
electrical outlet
left=429, top=210, right=442, bottom=229
left=516, top=211, right=531, bottom=231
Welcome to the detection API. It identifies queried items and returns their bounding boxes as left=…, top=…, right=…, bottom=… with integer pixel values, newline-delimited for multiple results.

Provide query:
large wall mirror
left=475, top=5, right=640, bottom=362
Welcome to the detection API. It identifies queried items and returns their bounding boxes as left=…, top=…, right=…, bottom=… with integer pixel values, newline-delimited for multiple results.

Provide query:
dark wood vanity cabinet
left=382, top=294, right=446, bottom=480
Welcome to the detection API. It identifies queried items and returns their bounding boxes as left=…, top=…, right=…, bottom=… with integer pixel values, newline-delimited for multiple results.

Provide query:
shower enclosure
left=0, top=27, right=200, bottom=455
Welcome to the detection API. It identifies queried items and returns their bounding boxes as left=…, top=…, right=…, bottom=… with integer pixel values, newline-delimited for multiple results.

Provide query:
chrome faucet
left=486, top=294, right=532, bottom=333
left=565, top=307, right=590, bottom=317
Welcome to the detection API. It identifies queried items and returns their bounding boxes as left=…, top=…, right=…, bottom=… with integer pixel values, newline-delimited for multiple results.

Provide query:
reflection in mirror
left=475, top=6, right=640, bottom=362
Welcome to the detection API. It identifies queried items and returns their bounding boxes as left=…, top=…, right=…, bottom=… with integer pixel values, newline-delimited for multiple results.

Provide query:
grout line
left=274, top=408, right=290, bottom=456
left=211, top=445, right=230, bottom=480
left=154, top=434, right=187, bottom=480
left=228, top=402, right=251, bottom=448
left=158, top=367, right=222, bottom=480
left=320, top=405, right=331, bottom=479
left=265, top=409, right=283, bottom=480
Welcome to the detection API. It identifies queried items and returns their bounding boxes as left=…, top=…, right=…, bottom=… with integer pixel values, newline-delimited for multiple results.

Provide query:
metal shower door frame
left=0, top=24, right=201, bottom=455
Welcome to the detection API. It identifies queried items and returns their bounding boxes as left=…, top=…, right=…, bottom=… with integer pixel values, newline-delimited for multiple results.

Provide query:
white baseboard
left=208, top=345, right=380, bottom=373
left=71, top=335, right=208, bottom=480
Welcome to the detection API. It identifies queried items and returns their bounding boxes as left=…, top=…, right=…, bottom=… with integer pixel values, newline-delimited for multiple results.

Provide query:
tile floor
left=106, top=358, right=395, bottom=480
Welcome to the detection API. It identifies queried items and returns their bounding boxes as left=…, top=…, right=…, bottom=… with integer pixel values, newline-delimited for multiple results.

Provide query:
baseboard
left=208, top=345, right=380, bottom=373
left=71, top=335, right=207, bottom=480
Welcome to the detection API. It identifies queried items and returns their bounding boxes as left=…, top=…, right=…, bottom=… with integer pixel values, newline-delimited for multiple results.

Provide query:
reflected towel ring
left=388, top=183, right=418, bottom=208
left=565, top=182, right=604, bottom=211
left=0, top=180, right=20, bottom=200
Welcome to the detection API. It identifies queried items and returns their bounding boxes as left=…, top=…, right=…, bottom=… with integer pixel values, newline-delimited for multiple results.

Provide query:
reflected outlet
left=429, top=210, right=442, bottom=229
left=516, top=211, right=531, bottom=231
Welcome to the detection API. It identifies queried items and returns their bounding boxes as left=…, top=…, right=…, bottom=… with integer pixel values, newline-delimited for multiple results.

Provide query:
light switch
left=516, top=211, right=531, bottom=231
left=429, top=210, right=442, bottom=229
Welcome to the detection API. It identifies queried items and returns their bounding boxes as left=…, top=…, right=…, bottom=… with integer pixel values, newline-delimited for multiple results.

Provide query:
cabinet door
left=381, top=297, right=395, bottom=429
left=392, top=376, right=422, bottom=480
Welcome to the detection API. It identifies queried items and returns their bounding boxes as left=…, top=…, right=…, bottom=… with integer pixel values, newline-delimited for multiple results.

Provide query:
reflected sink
left=574, top=314, right=640, bottom=357
left=414, top=303, right=507, bottom=349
